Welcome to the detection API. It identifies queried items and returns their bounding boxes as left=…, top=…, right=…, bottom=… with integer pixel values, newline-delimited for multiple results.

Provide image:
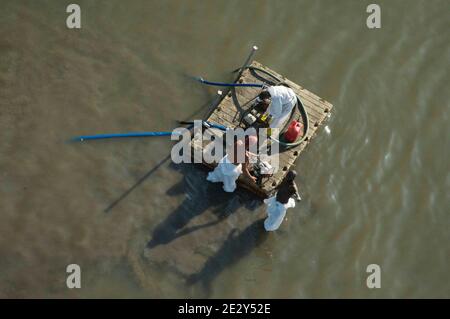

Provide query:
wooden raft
left=191, top=61, right=333, bottom=198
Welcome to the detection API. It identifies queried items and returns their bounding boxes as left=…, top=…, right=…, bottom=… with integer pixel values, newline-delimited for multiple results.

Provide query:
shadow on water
left=103, top=88, right=223, bottom=213
left=186, top=219, right=269, bottom=295
left=180, top=73, right=226, bottom=120
left=108, top=140, right=268, bottom=294
left=144, top=162, right=268, bottom=296
left=104, top=154, right=172, bottom=213
left=147, top=162, right=262, bottom=249
left=182, top=96, right=219, bottom=122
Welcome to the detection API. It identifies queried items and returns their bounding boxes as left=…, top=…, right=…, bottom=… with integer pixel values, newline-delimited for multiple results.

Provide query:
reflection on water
left=0, top=0, right=449, bottom=298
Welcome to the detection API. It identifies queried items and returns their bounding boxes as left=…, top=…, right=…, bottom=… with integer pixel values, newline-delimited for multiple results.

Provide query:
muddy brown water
left=0, top=0, right=449, bottom=298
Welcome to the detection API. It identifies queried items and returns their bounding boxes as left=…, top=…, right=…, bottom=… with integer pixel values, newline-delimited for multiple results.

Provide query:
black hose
left=196, top=77, right=264, bottom=88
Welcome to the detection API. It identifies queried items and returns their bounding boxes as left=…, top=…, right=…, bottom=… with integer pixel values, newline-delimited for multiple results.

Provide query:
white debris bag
left=207, top=154, right=242, bottom=192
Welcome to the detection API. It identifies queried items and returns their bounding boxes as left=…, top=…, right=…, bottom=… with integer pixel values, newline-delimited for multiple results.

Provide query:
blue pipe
left=197, top=77, right=263, bottom=88
left=178, top=120, right=228, bottom=131
left=72, top=121, right=228, bottom=142
left=72, top=131, right=180, bottom=142
left=202, top=121, right=228, bottom=131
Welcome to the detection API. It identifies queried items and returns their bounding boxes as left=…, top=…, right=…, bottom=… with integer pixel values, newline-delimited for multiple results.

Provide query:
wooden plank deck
left=191, top=61, right=333, bottom=198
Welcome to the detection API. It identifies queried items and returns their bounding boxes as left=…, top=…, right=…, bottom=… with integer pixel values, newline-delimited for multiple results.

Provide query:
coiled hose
left=197, top=66, right=310, bottom=148
left=234, top=66, right=310, bottom=148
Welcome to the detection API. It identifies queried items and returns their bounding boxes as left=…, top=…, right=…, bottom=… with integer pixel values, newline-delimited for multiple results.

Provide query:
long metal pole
left=235, top=45, right=258, bottom=80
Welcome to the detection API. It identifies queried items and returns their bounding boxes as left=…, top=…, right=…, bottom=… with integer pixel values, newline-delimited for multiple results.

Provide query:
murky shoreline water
left=0, top=0, right=449, bottom=298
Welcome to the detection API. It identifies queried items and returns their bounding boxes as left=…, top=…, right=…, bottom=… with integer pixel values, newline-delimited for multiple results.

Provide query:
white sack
left=207, top=154, right=242, bottom=193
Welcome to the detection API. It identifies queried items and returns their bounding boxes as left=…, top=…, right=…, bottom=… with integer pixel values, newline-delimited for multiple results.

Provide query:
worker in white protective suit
left=264, top=170, right=301, bottom=231
left=207, top=135, right=258, bottom=193
left=258, top=85, right=297, bottom=129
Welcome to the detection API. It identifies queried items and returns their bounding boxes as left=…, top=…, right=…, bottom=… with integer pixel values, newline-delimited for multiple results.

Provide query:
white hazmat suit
left=267, top=86, right=297, bottom=129
left=263, top=195, right=296, bottom=231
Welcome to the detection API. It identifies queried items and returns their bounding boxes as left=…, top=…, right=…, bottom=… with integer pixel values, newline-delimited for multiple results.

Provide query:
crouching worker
left=258, top=85, right=297, bottom=129
left=264, top=170, right=301, bottom=231
left=207, top=135, right=258, bottom=192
